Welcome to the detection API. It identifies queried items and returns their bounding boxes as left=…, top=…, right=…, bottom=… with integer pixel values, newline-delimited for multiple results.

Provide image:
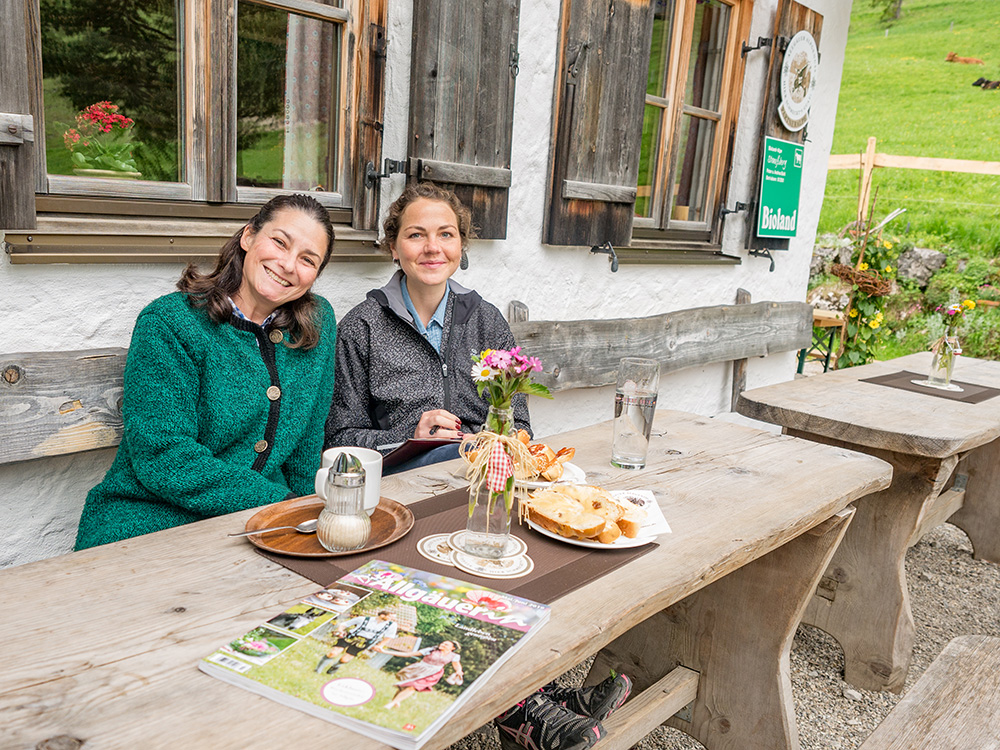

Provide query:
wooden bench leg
left=947, top=437, right=1000, bottom=563
left=791, top=432, right=958, bottom=693
left=587, top=509, right=853, bottom=750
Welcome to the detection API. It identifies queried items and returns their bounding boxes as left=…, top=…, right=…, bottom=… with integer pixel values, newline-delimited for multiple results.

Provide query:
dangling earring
left=460, top=248, right=469, bottom=270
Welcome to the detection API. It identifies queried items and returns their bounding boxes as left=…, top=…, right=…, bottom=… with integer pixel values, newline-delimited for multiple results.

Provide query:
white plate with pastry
left=521, top=484, right=668, bottom=549
left=517, top=461, right=586, bottom=489
left=526, top=518, right=657, bottom=549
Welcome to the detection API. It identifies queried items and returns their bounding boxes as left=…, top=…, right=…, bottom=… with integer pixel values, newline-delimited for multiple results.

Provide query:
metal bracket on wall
left=740, top=36, right=772, bottom=57
left=590, top=241, right=619, bottom=272
left=365, top=158, right=407, bottom=189
left=749, top=247, right=776, bottom=273
left=719, top=201, right=750, bottom=219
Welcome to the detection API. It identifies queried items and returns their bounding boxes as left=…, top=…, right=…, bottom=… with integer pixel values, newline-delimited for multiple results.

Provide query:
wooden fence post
left=858, top=136, right=878, bottom=226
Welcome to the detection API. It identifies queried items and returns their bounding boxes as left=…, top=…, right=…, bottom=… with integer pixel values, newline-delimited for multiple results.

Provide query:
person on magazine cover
left=325, top=182, right=531, bottom=474
left=314, top=610, right=398, bottom=674
left=304, top=588, right=360, bottom=611
left=75, top=193, right=338, bottom=550
left=382, top=639, right=464, bottom=710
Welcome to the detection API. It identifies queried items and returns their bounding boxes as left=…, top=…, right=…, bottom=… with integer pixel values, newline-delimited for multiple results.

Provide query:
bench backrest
left=1, top=348, right=127, bottom=465
left=0, top=295, right=811, bottom=466
left=509, top=297, right=812, bottom=392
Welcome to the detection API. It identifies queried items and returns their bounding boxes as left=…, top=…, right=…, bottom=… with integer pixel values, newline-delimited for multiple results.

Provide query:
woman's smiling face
left=235, top=207, right=328, bottom=322
left=390, top=197, right=463, bottom=294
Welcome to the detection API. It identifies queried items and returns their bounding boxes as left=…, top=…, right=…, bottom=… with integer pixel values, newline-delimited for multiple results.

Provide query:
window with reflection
left=236, top=3, right=340, bottom=192
left=40, top=0, right=181, bottom=182
left=635, top=0, right=745, bottom=234
left=33, top=0, right=353, bottom=208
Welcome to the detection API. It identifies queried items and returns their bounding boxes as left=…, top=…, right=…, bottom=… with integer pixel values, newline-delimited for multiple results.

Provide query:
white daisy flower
left=472, top=362, right=496, bottom=382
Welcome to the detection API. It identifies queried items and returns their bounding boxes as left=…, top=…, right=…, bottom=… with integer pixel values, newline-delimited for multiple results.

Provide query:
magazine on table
left=199, top=559, right=550, bottom=750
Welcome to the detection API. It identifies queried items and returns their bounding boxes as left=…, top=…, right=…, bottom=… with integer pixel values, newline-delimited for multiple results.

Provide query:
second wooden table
left=738, top=352, right=1000, bottom=692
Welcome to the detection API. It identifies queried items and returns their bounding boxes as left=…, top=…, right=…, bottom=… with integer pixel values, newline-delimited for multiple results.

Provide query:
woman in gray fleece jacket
left=325, top=183, right=530, bottom=469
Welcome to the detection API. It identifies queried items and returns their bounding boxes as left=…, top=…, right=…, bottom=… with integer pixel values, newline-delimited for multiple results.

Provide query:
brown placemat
left=860, top=370, right=1000, bottom=404
left=256, top=487, right=657, bottom=604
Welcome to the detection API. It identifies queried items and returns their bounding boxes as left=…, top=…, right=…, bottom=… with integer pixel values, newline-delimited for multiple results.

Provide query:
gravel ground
left=451, top=522, right=1000, bottom=750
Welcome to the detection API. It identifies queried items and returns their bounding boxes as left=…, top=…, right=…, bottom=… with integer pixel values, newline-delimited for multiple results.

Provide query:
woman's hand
left=414, top=409, right=463, bottom=439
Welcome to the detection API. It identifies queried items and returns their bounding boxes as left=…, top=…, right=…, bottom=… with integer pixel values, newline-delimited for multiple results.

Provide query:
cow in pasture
left=972, top=77, right=1000, bottom=90
left=946, top=51, right=985, bottom=65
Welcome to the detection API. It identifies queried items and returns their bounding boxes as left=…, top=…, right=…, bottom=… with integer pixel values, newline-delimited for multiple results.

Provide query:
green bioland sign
left=757, top=136, right=804, bottom=239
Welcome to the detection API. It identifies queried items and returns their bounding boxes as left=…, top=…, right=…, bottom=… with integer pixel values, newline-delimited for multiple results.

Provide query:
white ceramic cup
left=315, top=447, right=383, bottom=516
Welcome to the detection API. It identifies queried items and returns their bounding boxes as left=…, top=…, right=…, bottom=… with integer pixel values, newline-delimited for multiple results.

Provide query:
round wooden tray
left=241, top=495, right=414, bottom=558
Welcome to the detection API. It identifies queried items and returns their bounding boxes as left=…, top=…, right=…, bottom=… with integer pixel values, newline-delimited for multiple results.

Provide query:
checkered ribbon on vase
left=486, top=440, right=515, bottom=493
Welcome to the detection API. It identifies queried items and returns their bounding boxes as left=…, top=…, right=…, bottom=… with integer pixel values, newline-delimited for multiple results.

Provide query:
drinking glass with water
left=611, top=357, right=660, bottom=469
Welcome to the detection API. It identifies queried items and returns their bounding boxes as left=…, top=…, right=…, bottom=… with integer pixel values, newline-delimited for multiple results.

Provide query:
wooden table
left=0, top=410, right=890, bottom=750
left=737, top=352, right=1000, bottom=693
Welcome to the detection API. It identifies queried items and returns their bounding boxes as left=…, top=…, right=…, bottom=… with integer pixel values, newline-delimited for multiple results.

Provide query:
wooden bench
left=509, top=289, right=812, bottom=410
left=0, top=292, right=811, bottom=466
left=1, top=348, right=127, bottom=465
left=859, top=635, right=1000, bottom=749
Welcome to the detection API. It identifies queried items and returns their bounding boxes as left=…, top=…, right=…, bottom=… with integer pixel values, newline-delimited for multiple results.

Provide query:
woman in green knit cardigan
left=75, top=194, right=338, bottom=549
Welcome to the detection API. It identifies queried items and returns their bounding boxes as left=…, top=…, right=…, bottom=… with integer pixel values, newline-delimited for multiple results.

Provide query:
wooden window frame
left=632, top=0, right=753, bottom=249
left=32, top=0, right=358, bottom=206
left=5, top=0, right=386, bottom=263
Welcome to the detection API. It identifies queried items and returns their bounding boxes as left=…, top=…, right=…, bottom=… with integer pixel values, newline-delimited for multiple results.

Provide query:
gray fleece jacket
left=325, top=271, right=531, bottom=454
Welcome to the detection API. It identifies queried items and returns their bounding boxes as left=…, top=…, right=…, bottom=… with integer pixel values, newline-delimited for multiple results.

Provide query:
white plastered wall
left=0, top=0, right=850, bottom=567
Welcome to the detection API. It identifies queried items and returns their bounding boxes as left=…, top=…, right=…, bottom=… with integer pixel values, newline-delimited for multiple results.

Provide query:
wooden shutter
left=0, top=0, right=37, bottom=230
left=351, top=0, right=388, bottom=231
left=543, top=0, right=654, bottom=247
left=743, top=0, right=823, bottom=253
left=407, top=0, right=520, bottom=239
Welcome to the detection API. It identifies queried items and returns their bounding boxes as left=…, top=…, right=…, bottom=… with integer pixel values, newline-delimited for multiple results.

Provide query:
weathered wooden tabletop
left=737, top=352, right=1000, bottom=457
left=0, top=410, right=890, bottom=750
left=737, top=353, right=1000, bottom=692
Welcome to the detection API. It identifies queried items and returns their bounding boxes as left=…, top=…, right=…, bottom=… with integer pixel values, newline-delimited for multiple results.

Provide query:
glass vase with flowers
left=915, top=300, right=976, bottom=391
left=459, top=347, right=552, bottom=558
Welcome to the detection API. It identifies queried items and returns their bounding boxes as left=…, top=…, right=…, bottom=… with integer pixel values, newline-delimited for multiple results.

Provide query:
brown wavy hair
left=381, top=182, right=476, bottom=256
left=177, top=194, right=335, bottom=349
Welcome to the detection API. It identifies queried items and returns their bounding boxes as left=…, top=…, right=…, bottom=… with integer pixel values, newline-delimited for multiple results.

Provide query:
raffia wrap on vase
left=460, top=430, right=534, bottom=517
left=459, top=430, right=536, bottom=558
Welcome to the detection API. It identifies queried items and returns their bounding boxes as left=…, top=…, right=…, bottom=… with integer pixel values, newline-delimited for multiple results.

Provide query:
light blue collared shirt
left=400, top=278, right=449, bottom=354
left=229, top=297, right=277, bottom=329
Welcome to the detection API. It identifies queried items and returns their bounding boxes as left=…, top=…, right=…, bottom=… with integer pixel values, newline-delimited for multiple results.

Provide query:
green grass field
left=819, top=0, right=1000, bottom=255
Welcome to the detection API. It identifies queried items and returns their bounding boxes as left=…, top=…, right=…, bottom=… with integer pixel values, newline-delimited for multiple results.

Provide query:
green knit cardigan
left=75, top=292, right=336, bottom=549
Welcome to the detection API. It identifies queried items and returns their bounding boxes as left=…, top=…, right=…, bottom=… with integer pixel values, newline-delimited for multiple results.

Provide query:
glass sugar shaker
left=317, top=452, right=371, bottom=552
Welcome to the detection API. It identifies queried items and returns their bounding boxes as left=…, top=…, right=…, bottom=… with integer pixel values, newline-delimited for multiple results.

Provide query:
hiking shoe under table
left=495, top=694, right=605, bottom=750
left=540, top=673, right=632, bottom=722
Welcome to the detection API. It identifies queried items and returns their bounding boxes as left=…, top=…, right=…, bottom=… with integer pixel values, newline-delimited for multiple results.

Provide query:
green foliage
left=839, top=226, right=902, bottom=368
left=819, top=0, right=1000, bottom=255
left=960, top=307, right=1000, bottom=359
left=924, top=257, right=999, bottom=310
left=235, top=3, right=289, bottom=157
left=870, top=0, right=905, bottom=25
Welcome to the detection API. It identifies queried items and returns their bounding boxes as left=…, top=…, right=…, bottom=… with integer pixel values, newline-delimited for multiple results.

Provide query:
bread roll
left=617, top=503, right=646, bottom=538
left=526, top=490, right=606, bottom=539
left=526, top=484, right=635, bottom=544
left=594, top=520, right=622, bottom=544
left=539, top=461, right=564, bottom=482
